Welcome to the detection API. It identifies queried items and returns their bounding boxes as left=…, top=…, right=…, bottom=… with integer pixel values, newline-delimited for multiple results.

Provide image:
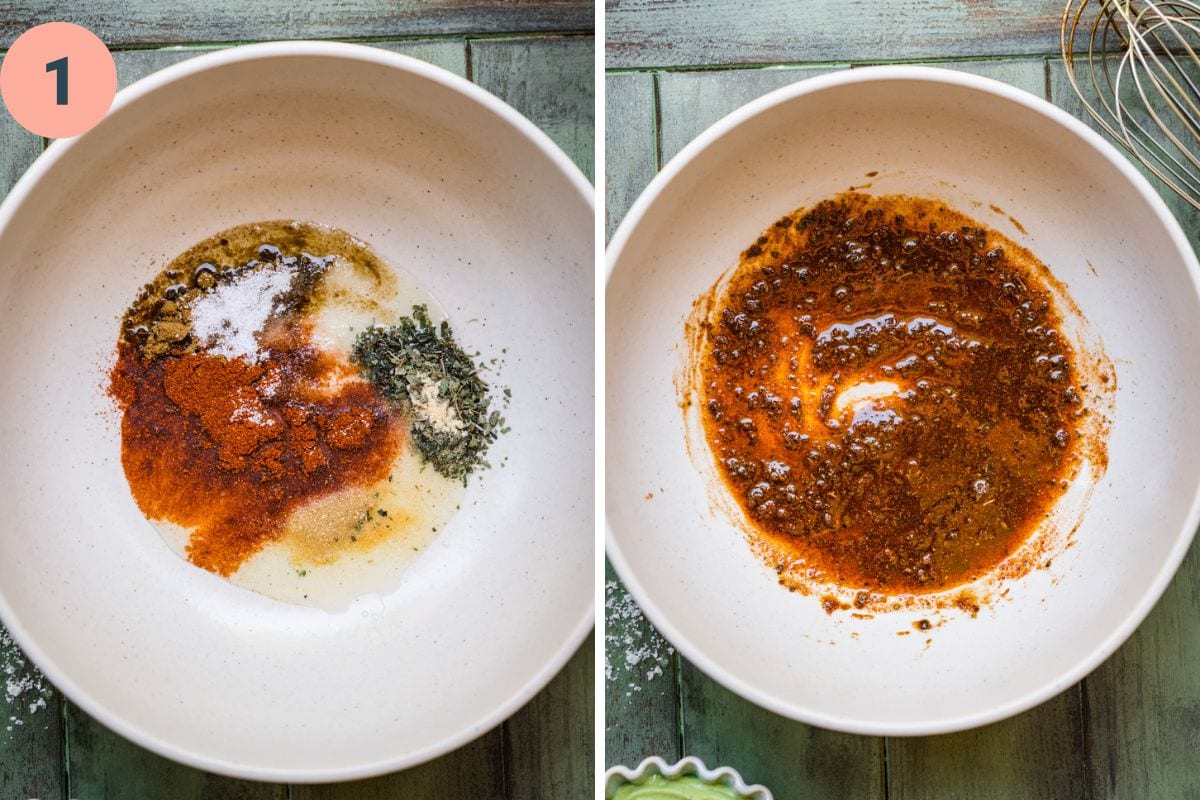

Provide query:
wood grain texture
left=0, top=631, right=63, bottom=800
left=291, top=731, right=505, bottom=799
left=1082, top=543, right=1200, bottom=799
left=607, top=0, right=1062, bottom=69
left=471, top=36, right=595, bottom=180
left=0, top=64, right=41, bottom=192
left=679, top=661, right=885, bottom=798
left=604, top=564, right=681, bottom=769
left=888, top=687, right=1088, bottom=799
left=604, top=72, right=655, bottom=240
left=657, top=65, right=846, bottom=162
left=1047, top=58, right=1200, bottom=799
left=504, top=635, right=594, bottom=799
left=1, top=60, right=65, bottom=800
left=109, top=39, right=469, bottom=89
left=64, top=704, right=285, bottom=800
left=1, top=1, right=592, bottom=47
left=853, top=57, right=1047, bottom=97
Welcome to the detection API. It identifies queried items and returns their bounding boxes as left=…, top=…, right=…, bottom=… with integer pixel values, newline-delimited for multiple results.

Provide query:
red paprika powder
left=109, top=327, right=403, bottom=576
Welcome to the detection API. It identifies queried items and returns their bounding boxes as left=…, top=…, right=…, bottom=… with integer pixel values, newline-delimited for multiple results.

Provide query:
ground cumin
left=110, top=329, right=403, bottom=576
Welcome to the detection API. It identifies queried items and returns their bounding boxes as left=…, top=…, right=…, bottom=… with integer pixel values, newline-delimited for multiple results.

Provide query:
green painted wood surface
left=605, top=562, right=680, bottom=769
left=64, top=702, right=286, bottom=800
left=0, top=630, right=63, bottom=800
left=887, top=686, right=1088, bottom=799
left=679, top=662, right=885, bottom=798
left=292, top=731, right=504, bottom=799
left=1, top=22, right=593, bottom=800
left=657, top=65, right=846, bottom=162
left=607, top=0, right=1064, bottom=69
left=606, top=51, right=1200, bottom=797
left=471, top=36, right=596, bottom=179
left=1, top=1, right=592, bottom=47
left=604, top=72, right=654, bottom=239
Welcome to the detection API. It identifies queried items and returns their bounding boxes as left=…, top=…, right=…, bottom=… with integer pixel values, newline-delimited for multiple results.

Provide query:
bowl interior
left=0, top=46, right=593, bottom=777
left=606, top=69, right=1200, bottom=733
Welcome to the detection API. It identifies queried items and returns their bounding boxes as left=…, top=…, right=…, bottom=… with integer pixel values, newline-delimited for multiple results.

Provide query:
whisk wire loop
left=1063, top=0, right=1200, bottom=209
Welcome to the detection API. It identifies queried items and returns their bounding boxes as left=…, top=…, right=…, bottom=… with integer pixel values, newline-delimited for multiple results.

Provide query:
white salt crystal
left=189, top=265, right=295, bottom=362
left=1, top=627, right=52, bottom=734
left=603, top=580, right=675, bottom=697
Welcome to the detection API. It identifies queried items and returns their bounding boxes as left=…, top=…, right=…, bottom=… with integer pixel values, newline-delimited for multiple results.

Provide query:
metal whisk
left=1062, top=0, right=1200, bottom=210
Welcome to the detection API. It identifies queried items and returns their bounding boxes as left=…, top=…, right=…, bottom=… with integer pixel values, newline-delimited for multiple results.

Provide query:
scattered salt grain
left=231, top=402, right=277, bottom=427
left=604, top=580, right=675, bottom=698
left=189, top=265, right=295, bottom=362
left=2, top=627, right=53, bottom=734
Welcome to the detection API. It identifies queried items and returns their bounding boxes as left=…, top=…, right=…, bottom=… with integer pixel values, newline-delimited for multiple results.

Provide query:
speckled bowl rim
left=0, top=40, right=594, bottom=783
left=605, top=756, right=773, bottom=799
left=605, top=64, right=1200, bottom=735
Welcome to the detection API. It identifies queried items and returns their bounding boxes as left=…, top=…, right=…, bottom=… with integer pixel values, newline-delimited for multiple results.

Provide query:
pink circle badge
left=1, top=22, right=117, bottom=138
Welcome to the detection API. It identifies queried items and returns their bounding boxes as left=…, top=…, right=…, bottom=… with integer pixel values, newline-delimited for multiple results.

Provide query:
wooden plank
left=657, top=65, right=846, bottom=163
left=877, top=54, right=1092, bottom=800
left=470, top=36, right=595, bottom=180
left=604, top=565, right=680, bottom=769
left=290, top=731, right=505, bottom=799
left=1079, top=544, right=1200, bottom=798
left=0, top=626, right=63, bottom=800
left=604, top=72, right=655, bottom=240
left=888, top=687, right=1088, bottom=799
left=0, top=64, right=42, bottom=192
left=374, top=40, right=469, bottom=77
left=503, top=634, right=594, bottom=799
left=607, top=0, right=1062, bottom=69
left=108, top=40, right=468, bottom=93
left=1, top=2, right=592, bottom=47
left=857, top=57, right=1047, bottom=98
left=1047, top=58, right=1200, bottom=798
left=0, top=59, right=65, bottom=799
left=64, top=703, right=285, bottom=800
left=679, top=661, right=885, bottom=798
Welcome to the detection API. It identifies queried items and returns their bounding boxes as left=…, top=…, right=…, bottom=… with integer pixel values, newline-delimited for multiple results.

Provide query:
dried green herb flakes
left=353, top=305, right=506, bottom=483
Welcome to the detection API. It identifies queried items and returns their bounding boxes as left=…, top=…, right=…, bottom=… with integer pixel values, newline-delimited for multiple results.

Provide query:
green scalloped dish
left=613, top=775, right=743, bottom=800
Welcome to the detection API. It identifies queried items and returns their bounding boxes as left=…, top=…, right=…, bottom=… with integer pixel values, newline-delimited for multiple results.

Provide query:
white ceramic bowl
left=0, top=42, right=593, bottom=780
left=605, top=756, right=772, bottom=799
left=606, top=66, right=1200, bottom=735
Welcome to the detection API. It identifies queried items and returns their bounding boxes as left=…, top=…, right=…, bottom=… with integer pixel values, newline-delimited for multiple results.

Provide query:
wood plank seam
left=652, top=71, right=663, bottom=171
left=882, top=734, right=891, bottom=800
left=1078, top=679, right=1096, bottom=800
left=0, top=30, right=593, bottom=57
left=59, top=688, right=69, bottom=800
left=605, top=51, right=1068, bottom=77
left=501, top=719, right=514, bottom=798
left=646, top=69, right=685, bottom=766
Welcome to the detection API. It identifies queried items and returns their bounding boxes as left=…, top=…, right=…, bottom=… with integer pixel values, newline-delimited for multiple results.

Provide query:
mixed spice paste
left=108, top=221, right=505, bottom=600
left=695, top=193, right=1104, bottom=596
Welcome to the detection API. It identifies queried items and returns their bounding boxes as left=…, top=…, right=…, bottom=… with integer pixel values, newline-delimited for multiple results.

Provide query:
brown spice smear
left=692, top=192, right=1110, bottom=597
left=109, top=324, right=403, bottom=576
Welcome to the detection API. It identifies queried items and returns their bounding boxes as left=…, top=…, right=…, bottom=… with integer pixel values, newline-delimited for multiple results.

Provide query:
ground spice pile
left=112, top=334, right=402, bottom=575
left=109, top=224, right=403, bottom=576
